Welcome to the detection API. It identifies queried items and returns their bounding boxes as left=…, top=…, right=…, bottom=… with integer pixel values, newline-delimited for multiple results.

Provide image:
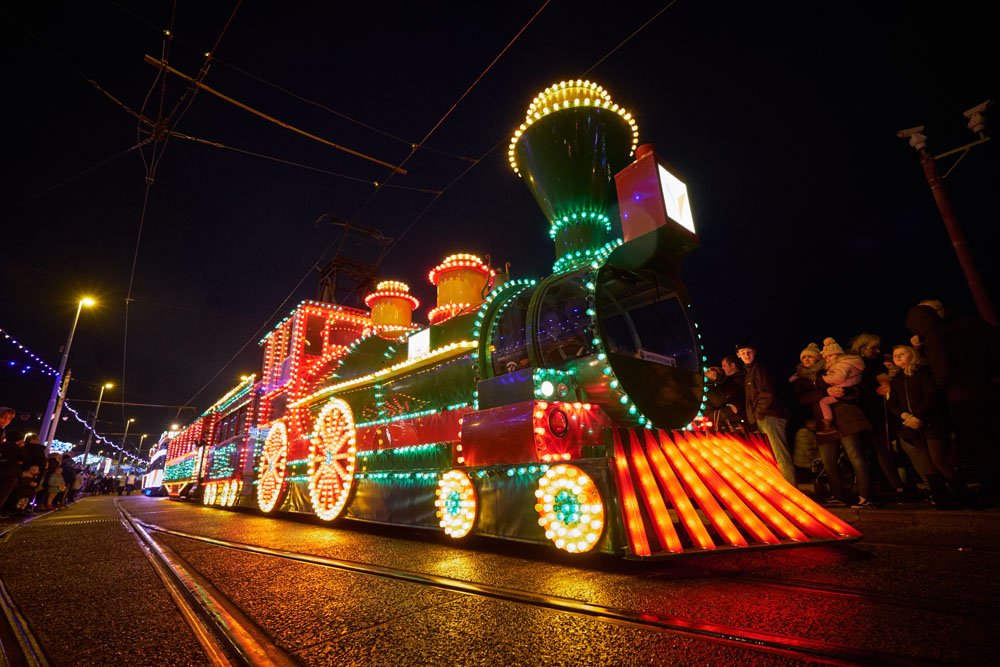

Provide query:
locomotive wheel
left=203, top=482, right=217, bottom=506
left=257, top=421, right=288, bottom=513
left=309, top=398, right=358, bottom=521
left=225, top=480, right=241, bottom=507
left=535, top=464, right=605, bottom=553
left=435, top=470, right=477, bottom=538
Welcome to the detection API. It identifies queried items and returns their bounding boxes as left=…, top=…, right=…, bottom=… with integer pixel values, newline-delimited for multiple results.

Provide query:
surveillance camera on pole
left=896, top=125, right=928, bottom=150
left=962, top=100, right=991, bottom=135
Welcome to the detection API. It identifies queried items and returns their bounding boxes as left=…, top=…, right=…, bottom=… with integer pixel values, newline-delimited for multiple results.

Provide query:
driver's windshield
left=535, top=274, right=595, bottom=366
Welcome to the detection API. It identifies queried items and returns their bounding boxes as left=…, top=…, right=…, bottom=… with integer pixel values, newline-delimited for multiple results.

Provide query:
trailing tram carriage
left=162, top=413, right=216, bottom=499
left=195, top=81, right=861, bottom=558
left=200, top=374, right=258, bottom=507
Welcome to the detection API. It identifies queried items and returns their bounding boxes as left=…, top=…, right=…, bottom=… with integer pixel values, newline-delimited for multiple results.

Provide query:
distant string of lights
left=1, top=325, right=141, bottom=462
left=1, top=327, right=58, bottom=376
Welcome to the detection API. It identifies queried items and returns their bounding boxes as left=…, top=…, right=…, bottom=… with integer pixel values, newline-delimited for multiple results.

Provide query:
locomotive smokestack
left=427, top=253, right=493, bottom=325
left=508, top=80, right=638, bottom=265
left=364, top=280, right=419, bottom=331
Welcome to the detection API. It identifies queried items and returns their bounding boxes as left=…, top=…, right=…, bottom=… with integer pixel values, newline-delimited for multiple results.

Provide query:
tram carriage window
left=536, top=277, right=596, bottom=366
left=304, top=315, right=325, bottom=355
left=328, top=325, right=363, bottom=347
left=490, top=291, right=532, bottom=376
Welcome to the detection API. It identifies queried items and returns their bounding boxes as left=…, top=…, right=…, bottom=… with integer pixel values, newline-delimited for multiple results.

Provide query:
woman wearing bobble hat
left=817, top=337, right=865, bottom=436
left=790, top=342, right=873, bottom=507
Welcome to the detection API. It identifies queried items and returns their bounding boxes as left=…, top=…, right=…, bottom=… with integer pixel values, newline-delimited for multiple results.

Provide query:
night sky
left=2, top=1, right=996, bottom=455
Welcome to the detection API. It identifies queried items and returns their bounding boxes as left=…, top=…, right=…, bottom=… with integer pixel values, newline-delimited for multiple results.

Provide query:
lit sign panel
left=408, top=328, right=431, bottom=360
left=657, top=164, right=695, bottom=234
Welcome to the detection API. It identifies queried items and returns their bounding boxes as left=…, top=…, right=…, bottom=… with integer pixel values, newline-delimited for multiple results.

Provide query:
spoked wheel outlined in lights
left=309, top=398, right=358, bottom=521
left=203, top=482, right=218, bottom=507
left=535, top=464, right=606, bottom=553
left=257, top=421, right=288, bottom=513
left=436, top=470, right=477, bottom=538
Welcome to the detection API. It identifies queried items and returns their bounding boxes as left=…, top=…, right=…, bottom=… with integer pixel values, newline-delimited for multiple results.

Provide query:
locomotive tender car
left=163, top=81, right=860, bottom=558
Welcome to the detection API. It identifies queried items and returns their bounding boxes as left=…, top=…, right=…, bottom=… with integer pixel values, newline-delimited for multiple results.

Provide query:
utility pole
left=313, top=215, right=393, bottom=308
left=82, top=383, right=113, bottom=467
left=898, top=101, right=995, bottom=325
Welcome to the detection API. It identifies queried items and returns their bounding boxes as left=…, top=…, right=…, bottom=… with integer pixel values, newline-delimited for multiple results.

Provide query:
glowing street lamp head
left=128, top=418, right=136, bottom=423
left=80, top=297, right=96, bottom=307
left=103, top=382, right=114, bottom=389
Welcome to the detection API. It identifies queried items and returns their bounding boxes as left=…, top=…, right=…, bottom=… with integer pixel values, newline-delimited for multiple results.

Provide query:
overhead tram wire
left=167, top=132, right=441, bottom=194
left=583, top=0, right=678, bottom=75
left=175, top=0, right=673, bottom=418
left=0, top=141, right=152, bottom=217
left=120, top=1, right=243, bottom=429
left=104, top=0, right=478, bottom=165
left=145, top=56, right=408, bottom=175
left=386, top=0, right=680, bottom=256
left=178, top=225, right=356, bottom=410
left=1, top=10, right=158, bottom=216
left=208, top=57, right=479, bottom=164
left=173, top=4, right=552, bottom=411
left=349, top=0, right=552, bottom=224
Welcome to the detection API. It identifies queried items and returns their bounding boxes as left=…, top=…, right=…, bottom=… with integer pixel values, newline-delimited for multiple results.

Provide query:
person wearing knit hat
left=800, top=343, right=822, bottom=363
left=817, top=337, right=865, bottom=436
left=821, top=337, right=845, bottom=358
left=789, top=343, right=826, bottom=425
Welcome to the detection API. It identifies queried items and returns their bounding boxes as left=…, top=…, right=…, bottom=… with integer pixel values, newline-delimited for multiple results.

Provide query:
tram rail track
left=123, top=507, right=952, bottom=666
left=116, top=502, right=297, bottom=667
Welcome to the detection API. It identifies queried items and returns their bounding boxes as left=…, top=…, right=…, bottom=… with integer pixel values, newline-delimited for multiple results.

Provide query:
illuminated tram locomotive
left=167, top=81, right=861, bottom=558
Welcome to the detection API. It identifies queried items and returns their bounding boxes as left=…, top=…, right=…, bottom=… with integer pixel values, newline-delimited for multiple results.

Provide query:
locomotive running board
left=610, top=429, right=861, bottom=558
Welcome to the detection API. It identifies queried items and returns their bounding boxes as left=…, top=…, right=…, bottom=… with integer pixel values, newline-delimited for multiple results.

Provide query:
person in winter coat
left=790, top=343, right=873, bottom=507
left=0, top=430, right=26, bottom=514
left=816, top=337, right=865, bottom=436
left=736, top=342, right=795, bottom=484
left=59, top=454, right=78, bottom=506
left=886, top=344, right=973, bottom=509
left=850, top=333, right=915, bottom=501
left=704, top=356, right=747, bottom=434
left=905, top=303, right=1000, bottom=501
left=790, top=344, right=830, bottom=430
left=44, top=465, right=66, bottom=510
left=22, top=434, right=46, bottom=473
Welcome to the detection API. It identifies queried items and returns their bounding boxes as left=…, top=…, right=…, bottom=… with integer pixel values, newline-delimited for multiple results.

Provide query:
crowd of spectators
left=0, top=412, right=141, bottom=517
left=705, top=298, right=999, bottom=509
left=2, top=297, right=998, bottom=515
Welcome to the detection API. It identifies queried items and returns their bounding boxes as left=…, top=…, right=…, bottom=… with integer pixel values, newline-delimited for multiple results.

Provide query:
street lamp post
left=81, top=383, right=113, bottom=469
left=39, top=297, right=95, bottom=454
left=114, top=418, right=135, bottom=478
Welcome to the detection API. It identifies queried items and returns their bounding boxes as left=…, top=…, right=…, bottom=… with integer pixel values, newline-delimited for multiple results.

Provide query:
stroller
left=809, top=448, right=857, bottom=501
left=794, top=426, right=856, bottom=501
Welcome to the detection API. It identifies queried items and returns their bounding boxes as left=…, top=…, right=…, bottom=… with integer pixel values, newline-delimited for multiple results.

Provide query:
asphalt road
left=2, top=495, right=998, bottom=665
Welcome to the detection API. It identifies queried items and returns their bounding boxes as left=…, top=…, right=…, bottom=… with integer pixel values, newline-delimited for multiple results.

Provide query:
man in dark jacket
left=60, top=454, right=78, bottom=505
left=736, top=343, right=795, bottom=484
left=906, top=304, right=1000, bottom=500
left=705, top=356, right=748, bottom=434
left=0, top=430, right=26, bottom=514
left=23, top=434, right=46, bottom=472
